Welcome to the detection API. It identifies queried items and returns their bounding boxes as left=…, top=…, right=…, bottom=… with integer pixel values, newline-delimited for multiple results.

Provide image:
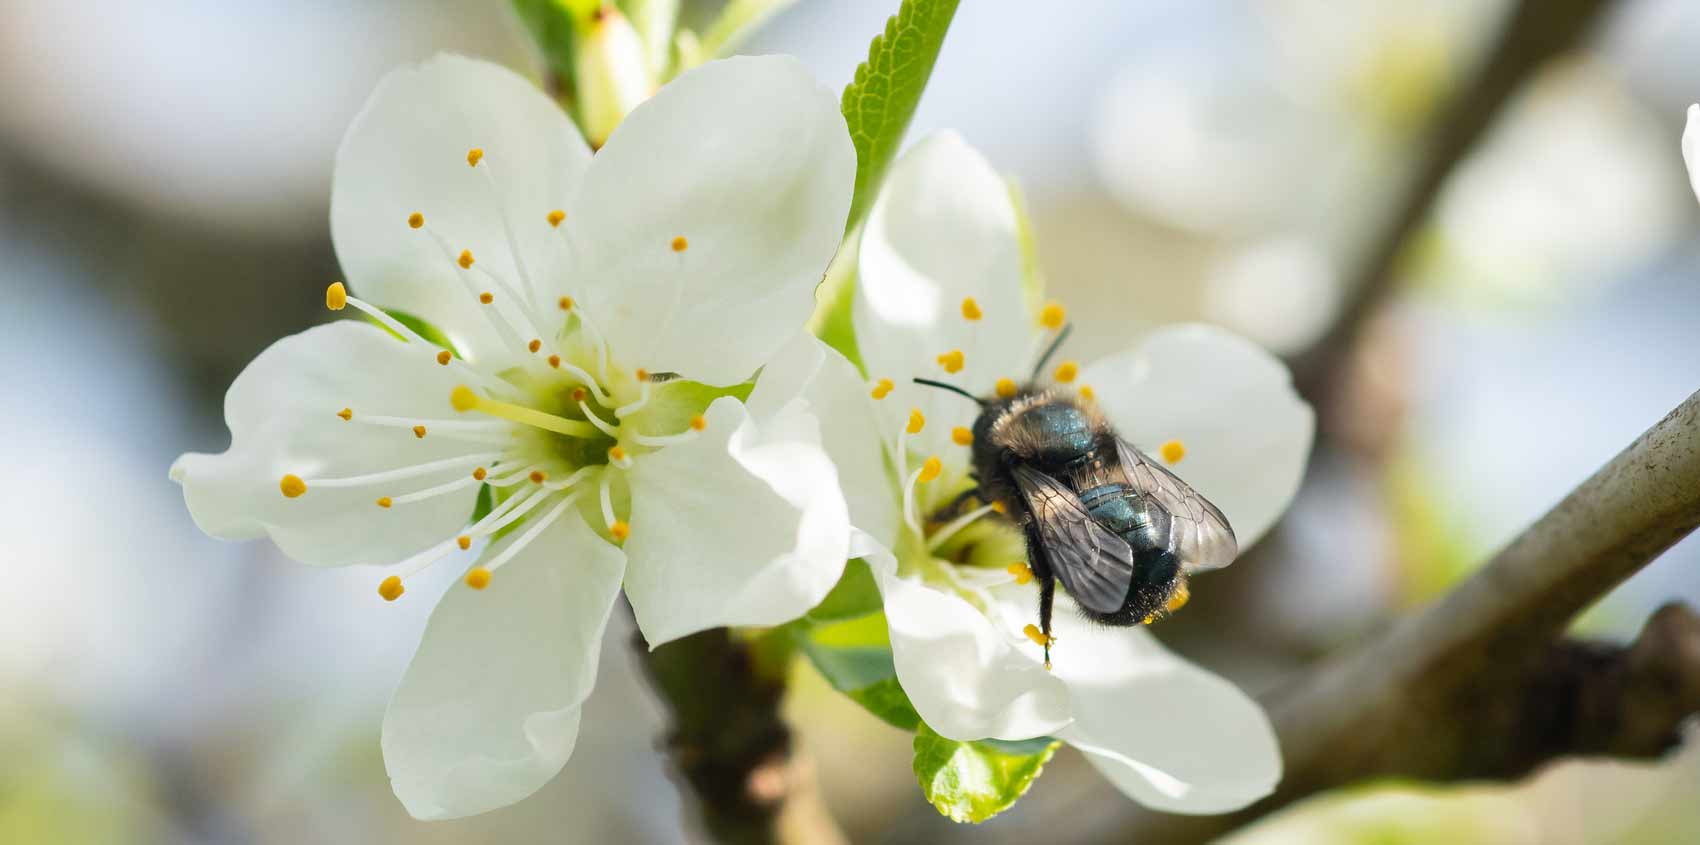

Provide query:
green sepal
left=913, top=722, right=1060, bottom=823
left=469, top=483, right=494, bottom=523
left=807, top=231, right=864, bottom=373
left=366, top=308, right=460, bottom=357
left=511, top=0, right=600, bottom=90
left=698, top=0, right=800, bottom=59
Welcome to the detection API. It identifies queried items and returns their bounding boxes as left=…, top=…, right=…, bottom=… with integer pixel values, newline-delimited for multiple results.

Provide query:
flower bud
left=575, top=7, right=655, bottom=148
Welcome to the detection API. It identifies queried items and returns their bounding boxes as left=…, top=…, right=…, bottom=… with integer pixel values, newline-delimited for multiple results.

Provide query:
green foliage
left=840, top=0, right=961, bottom=231
left=804, top=558, right=883, bottom=623
left=913, top=724, right=1060, bottom=823
left=791, top=613, right=921, bottom=731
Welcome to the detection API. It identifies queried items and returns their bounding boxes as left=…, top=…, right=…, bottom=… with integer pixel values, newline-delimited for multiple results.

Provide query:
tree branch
left=1111, top=389, right=1700, bottom=843
left=636, top=627, right=847, bottom=845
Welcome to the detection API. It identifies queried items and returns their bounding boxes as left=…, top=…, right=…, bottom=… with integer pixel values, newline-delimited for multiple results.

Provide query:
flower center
left=284, top=147, right=717, bottom=601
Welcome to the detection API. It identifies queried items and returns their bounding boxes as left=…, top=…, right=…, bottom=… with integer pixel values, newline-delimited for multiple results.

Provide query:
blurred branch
left=636, top=626, right=847, bottom=845
left=1293, top=0, right=1621, bottom=424
left=1111, top=389, right=1700, bottom=843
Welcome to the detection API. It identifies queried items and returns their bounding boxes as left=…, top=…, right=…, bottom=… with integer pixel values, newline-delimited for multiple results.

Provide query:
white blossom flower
left=1685, top=104, right=1700, bottom=204
left=169, top=53, right=856, bottom=819
left=793, top=133, right=1314, bottom=813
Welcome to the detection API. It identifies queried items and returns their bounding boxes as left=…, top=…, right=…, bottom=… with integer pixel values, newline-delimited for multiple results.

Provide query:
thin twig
left=1293, top=0, right=1622, bottom=420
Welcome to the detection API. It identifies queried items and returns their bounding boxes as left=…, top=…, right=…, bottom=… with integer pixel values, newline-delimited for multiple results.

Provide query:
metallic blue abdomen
left=1080, top=483, right=1177, bottom=590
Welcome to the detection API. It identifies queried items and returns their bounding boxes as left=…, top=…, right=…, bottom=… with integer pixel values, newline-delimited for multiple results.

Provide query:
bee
left=915, top=328, right=1237, bottom=666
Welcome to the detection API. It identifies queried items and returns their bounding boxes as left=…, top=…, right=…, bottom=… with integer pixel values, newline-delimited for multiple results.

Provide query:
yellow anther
left=450, top=385, right=479, bottom=412
left=1142, top=613, right=1156, bottom=625
left=408, top=212, right=424, bottom=229
left=936, top=349, right=965, bottom=374
left=466, top=147, right=484, bottom=167
left=635, top=368, right=650, bottom=382
left=995, top=378, right=1018, bottom=399
left=478, top=291, right=494, bottom=305
left=906, top=409, right=925, bottom=434
left=325, top=282, right=347, bottom=311
left=464, top=567, right=492, bottom=590
left=457, top=535, right=472, bottom=550
left=689, top=414, right=707, bottom=431
left=991, top=500, right=1008, bottom=514
left=436, top=350, right=452, bottom=366
left=558, top=295, right=574, bottom=310
left=1166, top=583, right=1190, bottom=613
left=1079, top=385, right=1096, bottom=401
left=871, top=378, right=894, bottom=399
left=472, top=467, right=488, bottom=481
left=458, top=250, right=475, bottom=269
left=529, top=470, right=547, bottom=484
left=1023, top=624, right=1054, bottom=647
left=608, top=445, right=627, bottom=462
left=1160, top=439, right=1186, bottom=464
left=671, top=236, right=688, bottom=252
left=1053, top=361, right=1079, bottom=383
left=570, top=387, right=587, bottom=403
left=1006, top=562, right=1034, bottom=584
left=412, top=425, right=427, bottom=439
left=378, top=575, right=405, bottom=602
left=548, top=210, right=567, bottom=228
left=376, top=496, right=393, bottom=509
left=548, top=354, right=561, bottom=369
left=610, top=520, right=631, bottom=541
left=279, top=474, right=307, bottom=498
left=528, top=338, right=542, bottom=354
left=961, top=297, right=983, bottom=321
left=918, top=456, right=942, bottom=483
left=951, top=426, right=973, bottom=446
left=337, top=408, right=352, bottom=421
left=1040, top=301, right=1066, bottom=330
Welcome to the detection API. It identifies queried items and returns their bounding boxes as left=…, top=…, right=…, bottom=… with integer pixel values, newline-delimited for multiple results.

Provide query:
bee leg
left=1038, top=576, right=1055, bottom=670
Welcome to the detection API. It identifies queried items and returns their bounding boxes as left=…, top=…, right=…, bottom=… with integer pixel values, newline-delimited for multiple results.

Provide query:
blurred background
left=2, top=0, right=1698, bottom=842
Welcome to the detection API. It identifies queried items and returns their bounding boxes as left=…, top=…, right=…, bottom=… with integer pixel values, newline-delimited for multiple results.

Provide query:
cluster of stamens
left=286, top=146, right=712, bottom=602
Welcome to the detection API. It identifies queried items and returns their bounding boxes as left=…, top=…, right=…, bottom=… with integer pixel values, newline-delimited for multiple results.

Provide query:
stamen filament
left=552, top=361, right=614, bottom=406
left=926, top=503, right=998, bottom=553
left=483, top=491, right=583, bottom=573
left=420, top=226, right=535, bottom=359
left=477, top=486, right=552, bottom=536
left=354, top=415, right=510, bottom=433
left=456, top=389, right=600, bottom=438
left=577, top=400, right=621, bottom=437
left=341, top=294, right=431, bottom=346
left=306, top=452, right=500, bottom=488
left=629, top=428, right=698, bottom=447
left=542, top=465, right=596, bottom=491
left=476, top=161, right=541, bottom=312
left=389, top=474, right=482, bottom=505
left=613, top=380, right=651, bottom=417
left=598, top=470, right=617, bottom=531
left=902, top=465, right=925, bottom=535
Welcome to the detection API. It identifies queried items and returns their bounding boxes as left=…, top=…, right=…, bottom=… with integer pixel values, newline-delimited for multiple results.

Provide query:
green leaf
left=512, top=0, right=600, bottom=88
left=913, top=722, right=1060, bottom=823
left=804, top=558, right=883, bottom=623
left=840, top=0, right=961, bottom=231
left=791, top=613, right=921, bottom=731
left=698, top=0, right=800, bottom=59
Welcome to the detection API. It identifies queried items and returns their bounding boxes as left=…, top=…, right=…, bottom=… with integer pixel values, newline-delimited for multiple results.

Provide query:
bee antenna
left=1032, top=324, right=1074, bottom=380
left=912, top=378, right=987, bottom=406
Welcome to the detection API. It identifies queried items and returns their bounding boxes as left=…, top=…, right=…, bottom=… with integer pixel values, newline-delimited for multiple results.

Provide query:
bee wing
left=1012, top=464, right=1136, bottom=614
left=1113, top=438, right=1239, bottom=572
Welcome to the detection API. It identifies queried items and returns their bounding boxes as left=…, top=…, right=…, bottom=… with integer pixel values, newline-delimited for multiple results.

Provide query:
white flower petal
left=746, top=333, right=900, bottom=547
left=866, top=548, right=1073, bottom=741
left=854, top=131, right=1037, bottom=465
left=332, top=54, right=592, bottom=364
left=1685, top=104, right=1700, bottom=206
left=624, top=396, right=849, bottom=645
left=1081, top=324, right=1313, bottom=549
left=565, top=55, right=854, bottom=387
left=382, top=510, right=626, bottom=820
left=169, top=322, right=484, bottom=567
left=1048, top=606, right=1280, bottom=814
